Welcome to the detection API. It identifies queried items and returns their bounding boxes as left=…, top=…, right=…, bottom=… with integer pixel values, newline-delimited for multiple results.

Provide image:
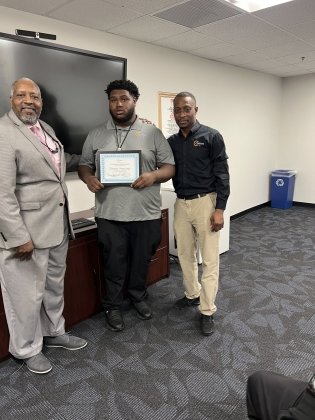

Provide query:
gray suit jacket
left=0, top=110, right=74, bottom=250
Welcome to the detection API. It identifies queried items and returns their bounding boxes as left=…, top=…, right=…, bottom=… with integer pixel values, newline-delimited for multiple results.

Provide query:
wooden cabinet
left=147, top=209, right=169, bottom=286
left=0, top=209, right=169, bottom=360
left=63, top=232, right=102, bottom=328
left=0, top=296, right=9, bottom=359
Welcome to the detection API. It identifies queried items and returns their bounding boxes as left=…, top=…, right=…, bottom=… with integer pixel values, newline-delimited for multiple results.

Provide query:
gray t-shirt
left=79, top=117, right=174, bottom=221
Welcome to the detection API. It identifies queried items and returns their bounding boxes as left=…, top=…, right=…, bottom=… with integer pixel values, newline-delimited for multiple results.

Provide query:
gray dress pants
left=0, top=219, right=68, bottom=359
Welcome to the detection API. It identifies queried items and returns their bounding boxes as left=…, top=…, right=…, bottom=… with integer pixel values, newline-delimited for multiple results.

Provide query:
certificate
left=158, top=91, right=177, bottom=138
left=98, top=150, right=141, bottom=185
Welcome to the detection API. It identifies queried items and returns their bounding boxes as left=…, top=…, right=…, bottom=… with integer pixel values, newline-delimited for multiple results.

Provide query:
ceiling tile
left=279, top=50, right=315, bottom=65
left=231, top=29, right=299, bottom=51
left=153, top=30, right=221, bottom=52
left=243, top=57, right=294, bottom=70
left=220, top=51, right=275, bottom=65
left=48, top=0, right=142, bottom=31
left=103, top=0, right=185, bottom=15
left=299, top=60, right=315, bottom=70
left=0, top=0, right=314, bottom=77
left=108, top=15, right=187, bottom=42
left=263, top=64, right=308, bottom=77
left=284, top=20, right=315, bottom=45
left=195, top=14, right=272, bottom=42
left=258, top=40, right=315, bottom=59
left=0, top=0, right=70, bottom=14
left=254, top=0, right=315, bottom=29
left=191, top=42, right=247, bottom=59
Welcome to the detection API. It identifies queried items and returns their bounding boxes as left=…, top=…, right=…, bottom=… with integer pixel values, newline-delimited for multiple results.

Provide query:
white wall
left=280, top=75, right=315, bottom=204
left=0, top=6, right=286, bottom=215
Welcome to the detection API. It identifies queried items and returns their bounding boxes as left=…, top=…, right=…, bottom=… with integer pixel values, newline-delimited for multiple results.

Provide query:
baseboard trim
left=231, top=201, right=315, bottom=220
left=293, top=201, right=315, bottom=208
left=231, top=202, right=270, bottom=220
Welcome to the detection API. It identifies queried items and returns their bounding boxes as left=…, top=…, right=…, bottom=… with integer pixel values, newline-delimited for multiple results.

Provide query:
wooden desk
left=0, top=209, right=169, bottom=361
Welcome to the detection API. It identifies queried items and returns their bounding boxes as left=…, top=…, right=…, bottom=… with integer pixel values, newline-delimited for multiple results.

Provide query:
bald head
left=10, top=78, right=41, bottom=98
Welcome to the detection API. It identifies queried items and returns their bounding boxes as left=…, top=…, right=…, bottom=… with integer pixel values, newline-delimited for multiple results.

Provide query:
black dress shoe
left=132, top=300, right=152, bottom=320
left=200, top=314, right=214, bottom=336
left=104, top=309, right=124, bottom=331
left=175, top=296, right=200, bottom=309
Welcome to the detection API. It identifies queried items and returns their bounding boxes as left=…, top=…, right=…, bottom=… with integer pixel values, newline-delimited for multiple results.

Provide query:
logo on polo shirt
left=193, top=139, right=205, bottom=147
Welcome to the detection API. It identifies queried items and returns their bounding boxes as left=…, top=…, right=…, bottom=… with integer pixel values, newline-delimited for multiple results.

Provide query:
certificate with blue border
left=98, top=150, right=141, bottom=185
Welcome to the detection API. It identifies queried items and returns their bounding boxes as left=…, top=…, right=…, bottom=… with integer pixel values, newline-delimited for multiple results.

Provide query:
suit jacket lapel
left=8, top=111, right=64, bottom=179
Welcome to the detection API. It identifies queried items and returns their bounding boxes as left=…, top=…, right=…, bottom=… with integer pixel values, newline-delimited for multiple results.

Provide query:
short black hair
left=105, top=80, right=140, bottom=100
left=174, top=91, right=196, bottom=104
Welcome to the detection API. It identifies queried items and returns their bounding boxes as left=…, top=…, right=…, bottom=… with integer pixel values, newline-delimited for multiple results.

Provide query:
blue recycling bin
left=271, top=170, right=296, bottom=209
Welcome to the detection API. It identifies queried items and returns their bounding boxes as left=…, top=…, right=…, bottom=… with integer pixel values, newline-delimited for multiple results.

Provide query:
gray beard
left=19, top=113, right=39, bottom=125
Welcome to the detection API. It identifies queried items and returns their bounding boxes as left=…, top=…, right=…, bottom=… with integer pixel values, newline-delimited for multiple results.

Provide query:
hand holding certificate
left=98, top=150, right=141, bottom=186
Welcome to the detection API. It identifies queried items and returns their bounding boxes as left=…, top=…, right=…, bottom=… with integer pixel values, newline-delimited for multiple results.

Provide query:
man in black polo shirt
left=168, top=92, right=230, bottom=336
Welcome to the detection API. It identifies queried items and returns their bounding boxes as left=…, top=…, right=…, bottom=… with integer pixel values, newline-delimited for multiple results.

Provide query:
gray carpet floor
left=0, top=205, right=315, bottom=420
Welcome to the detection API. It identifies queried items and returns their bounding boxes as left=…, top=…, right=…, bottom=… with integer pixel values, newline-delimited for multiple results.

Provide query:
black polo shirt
left=168, top=121, right=230, bottom=210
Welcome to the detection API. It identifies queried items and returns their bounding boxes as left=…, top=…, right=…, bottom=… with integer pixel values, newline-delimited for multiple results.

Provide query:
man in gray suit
left=0, top=78, right=87, bottom=374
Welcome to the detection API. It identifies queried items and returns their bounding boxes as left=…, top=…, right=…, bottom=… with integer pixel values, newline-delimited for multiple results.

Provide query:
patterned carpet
left=0, top=206, right=315, bottom=420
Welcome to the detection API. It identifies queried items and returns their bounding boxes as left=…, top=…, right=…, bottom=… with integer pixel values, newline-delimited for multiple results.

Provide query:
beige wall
left=0, top=6, right=286, bottom=214
left=280, top=75, right=315, bottom=204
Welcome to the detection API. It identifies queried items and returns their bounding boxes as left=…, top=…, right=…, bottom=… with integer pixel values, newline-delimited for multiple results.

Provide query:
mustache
left=21, top=106, right=36, bottom=111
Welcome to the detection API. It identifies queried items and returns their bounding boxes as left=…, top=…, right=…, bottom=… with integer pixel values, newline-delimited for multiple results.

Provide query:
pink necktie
left=30, top=125, right=42, bottom=140
left=30, top=125, right=61, bottom=176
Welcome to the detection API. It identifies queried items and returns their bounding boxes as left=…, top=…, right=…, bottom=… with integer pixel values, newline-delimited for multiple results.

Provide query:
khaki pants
left=174, top=193, right=219, bottom=316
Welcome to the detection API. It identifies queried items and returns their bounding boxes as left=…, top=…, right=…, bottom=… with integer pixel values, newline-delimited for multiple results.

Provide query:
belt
left=177, top=193, right=208, bottom=200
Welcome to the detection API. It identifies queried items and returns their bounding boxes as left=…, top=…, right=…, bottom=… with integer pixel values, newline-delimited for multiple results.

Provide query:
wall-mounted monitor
left=0, top=32, right=127, bottom=166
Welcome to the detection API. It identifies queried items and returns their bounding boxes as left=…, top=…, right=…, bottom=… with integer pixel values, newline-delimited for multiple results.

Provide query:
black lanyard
left=32, top=124, right=59, bottom=154
left=114, top=119, right=136, bottom=151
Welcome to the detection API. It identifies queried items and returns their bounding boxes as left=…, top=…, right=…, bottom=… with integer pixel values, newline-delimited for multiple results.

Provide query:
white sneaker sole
left=45, top=341, right=88, bottom=351
left=26, top=365, right=52, bottom=374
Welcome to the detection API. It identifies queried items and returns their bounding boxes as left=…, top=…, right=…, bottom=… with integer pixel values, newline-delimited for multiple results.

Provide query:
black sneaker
left=132, top=300, right=152, bottom=320
left=175, top=296, right=200, bottom=309
left=200, top=314, right=214, bottom=336
left=104, top=309, right=125, bottom=332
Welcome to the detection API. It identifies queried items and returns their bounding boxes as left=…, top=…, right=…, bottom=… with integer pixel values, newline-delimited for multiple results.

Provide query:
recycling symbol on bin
left=276, top=178, right=284, bottom=187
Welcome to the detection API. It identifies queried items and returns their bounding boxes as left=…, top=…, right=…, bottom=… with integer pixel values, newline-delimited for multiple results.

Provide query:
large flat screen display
left=0, top=32, right=127, bottom=163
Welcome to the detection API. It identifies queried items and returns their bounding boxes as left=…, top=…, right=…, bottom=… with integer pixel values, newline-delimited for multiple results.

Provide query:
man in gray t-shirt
left=79, top=80, right=174, bottom=332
